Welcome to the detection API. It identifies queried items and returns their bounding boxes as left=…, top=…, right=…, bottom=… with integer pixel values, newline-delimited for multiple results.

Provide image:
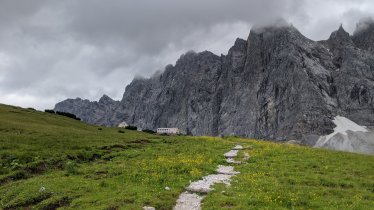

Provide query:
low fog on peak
left=0, top=0, right=374, bottom=110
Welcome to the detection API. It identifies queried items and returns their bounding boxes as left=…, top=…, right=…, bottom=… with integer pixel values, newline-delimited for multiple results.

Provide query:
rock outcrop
left=55, top=20, right=374, bottom=141
left=55, top=94, right=120, bottom=126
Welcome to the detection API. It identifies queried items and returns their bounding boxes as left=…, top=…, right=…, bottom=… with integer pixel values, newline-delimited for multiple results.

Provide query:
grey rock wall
left=55, top=94, right=120, bottom=126
left=55, top=21, right=374, bottom=141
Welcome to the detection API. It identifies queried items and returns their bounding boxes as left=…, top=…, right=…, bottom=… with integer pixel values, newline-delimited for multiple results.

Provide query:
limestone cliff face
left=219, top=26, right=337, bottom=140
left=114, top=51, right=223, bottom=135
left=55, top=94, right=120, bottom=126
left=55, top=21, right=374, bottom=141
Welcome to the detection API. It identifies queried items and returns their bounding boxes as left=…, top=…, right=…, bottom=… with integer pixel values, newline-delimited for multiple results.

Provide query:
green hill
left=0, top=104, right=373, bottom=209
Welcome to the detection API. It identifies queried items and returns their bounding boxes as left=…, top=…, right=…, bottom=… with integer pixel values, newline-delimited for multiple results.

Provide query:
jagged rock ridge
left=55, top=20, right=374, bottom=141
left=55, top=94, right=120, bottom=126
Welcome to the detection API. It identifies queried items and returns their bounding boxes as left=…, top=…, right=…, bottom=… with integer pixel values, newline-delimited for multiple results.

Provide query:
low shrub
left=44, top=110, right=81, bottom=121
left=55, top=111, right=81, bottom=121
left=44, top=109, right=55, bottom=114
left=125, top=125, right=137, bottom=130
left=142, top=129, right=156, bottom=134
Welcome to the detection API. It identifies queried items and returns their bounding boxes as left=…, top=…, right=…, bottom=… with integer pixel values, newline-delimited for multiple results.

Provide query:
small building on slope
left=117, top=122, right=128, bottom=128
left=157, top=128, right=180, bottom=135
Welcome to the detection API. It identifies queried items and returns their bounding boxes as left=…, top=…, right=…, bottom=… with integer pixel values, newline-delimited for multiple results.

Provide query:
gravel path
left=224, top=149, right=239, bottom=158
left=185, top=174, right=233, bottom=193
left=173, top=145, right=246, bottom=210
left=173, top=192, right=205, bottom=210
left=216, top=165, right=240, bottom=175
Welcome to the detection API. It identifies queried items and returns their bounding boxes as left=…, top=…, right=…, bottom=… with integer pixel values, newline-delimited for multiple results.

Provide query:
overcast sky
left=0, top=0, right=373, bottom=110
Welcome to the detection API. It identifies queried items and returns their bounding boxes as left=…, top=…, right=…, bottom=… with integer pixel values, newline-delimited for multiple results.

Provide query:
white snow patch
left=316, top=116, right=368, bottom=147
left=326, top=116, right=367, bottom=138
left=314, top=116, right=374, bottom=154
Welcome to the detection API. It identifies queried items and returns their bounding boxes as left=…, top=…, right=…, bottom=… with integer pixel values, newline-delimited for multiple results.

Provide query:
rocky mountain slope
left=54, top=94, right=120, bottom=126
left=55, top=19, right=374, bottom=141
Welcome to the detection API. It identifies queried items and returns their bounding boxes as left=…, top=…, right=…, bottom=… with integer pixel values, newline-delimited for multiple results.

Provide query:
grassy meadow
left=203, top=142, right=374, bottom=210
left=0, top=104, right=373, bottom=209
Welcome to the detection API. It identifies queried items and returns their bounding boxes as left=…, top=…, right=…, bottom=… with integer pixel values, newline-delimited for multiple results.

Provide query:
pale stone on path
left=174, top=192, right=204, bottom=210
left=224, top=150, right=238, bottom=158
left=143, top=207, right=155, bottom=210
left=233, top=145, right=243, bottom=150
left=216, top=165, right=240, bottom=175
left=186, top=174, right=233, bottom=193
left=226, top=158, right=241, bottom=164
left=174, top=145, right=243, bottom=209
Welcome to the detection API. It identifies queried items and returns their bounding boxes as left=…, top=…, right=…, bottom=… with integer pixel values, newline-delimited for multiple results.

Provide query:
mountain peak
left=248, top=22, right=308, bottom=49
left=175, top=50, right=219, bottom=68
left=99, top=94, right=114, bottom=104
left=337, top=24, right=347, bottom=34
left=250, top=18, right=292, bottom=33
left=324, top=24, right=355, bottom=52
left=228, top=38, right=247, bottom=54
left=250, top=22, right=296, bottom=35
left=234, top=38, right=247, bottom=46
left=352, top=17, right=374, bottom=52
left=353, top=17, right=374, bottom=35
left=328, top=24, right=351, bottom=43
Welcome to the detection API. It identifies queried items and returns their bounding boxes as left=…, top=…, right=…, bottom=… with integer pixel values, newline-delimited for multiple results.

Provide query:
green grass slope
left=203, top=143, right=374, bottom=210
left=0, top=104, right=373, bottom=209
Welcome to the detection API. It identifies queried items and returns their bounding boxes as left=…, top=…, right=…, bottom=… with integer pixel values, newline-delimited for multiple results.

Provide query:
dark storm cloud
left=66, top=0, right=302, bottom=53
left=0, top=0, right=47, bottom=26
left=0, top=0, right=373, bottom=110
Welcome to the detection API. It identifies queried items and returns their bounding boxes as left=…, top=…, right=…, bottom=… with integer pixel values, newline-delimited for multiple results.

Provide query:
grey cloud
left=66, top=0, right=303, bottom=54
left=0, top=0, right=47, bottom=26
left=0, top=0, right=374, bottom=110
left=354, top=17, right=374, bottom=34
